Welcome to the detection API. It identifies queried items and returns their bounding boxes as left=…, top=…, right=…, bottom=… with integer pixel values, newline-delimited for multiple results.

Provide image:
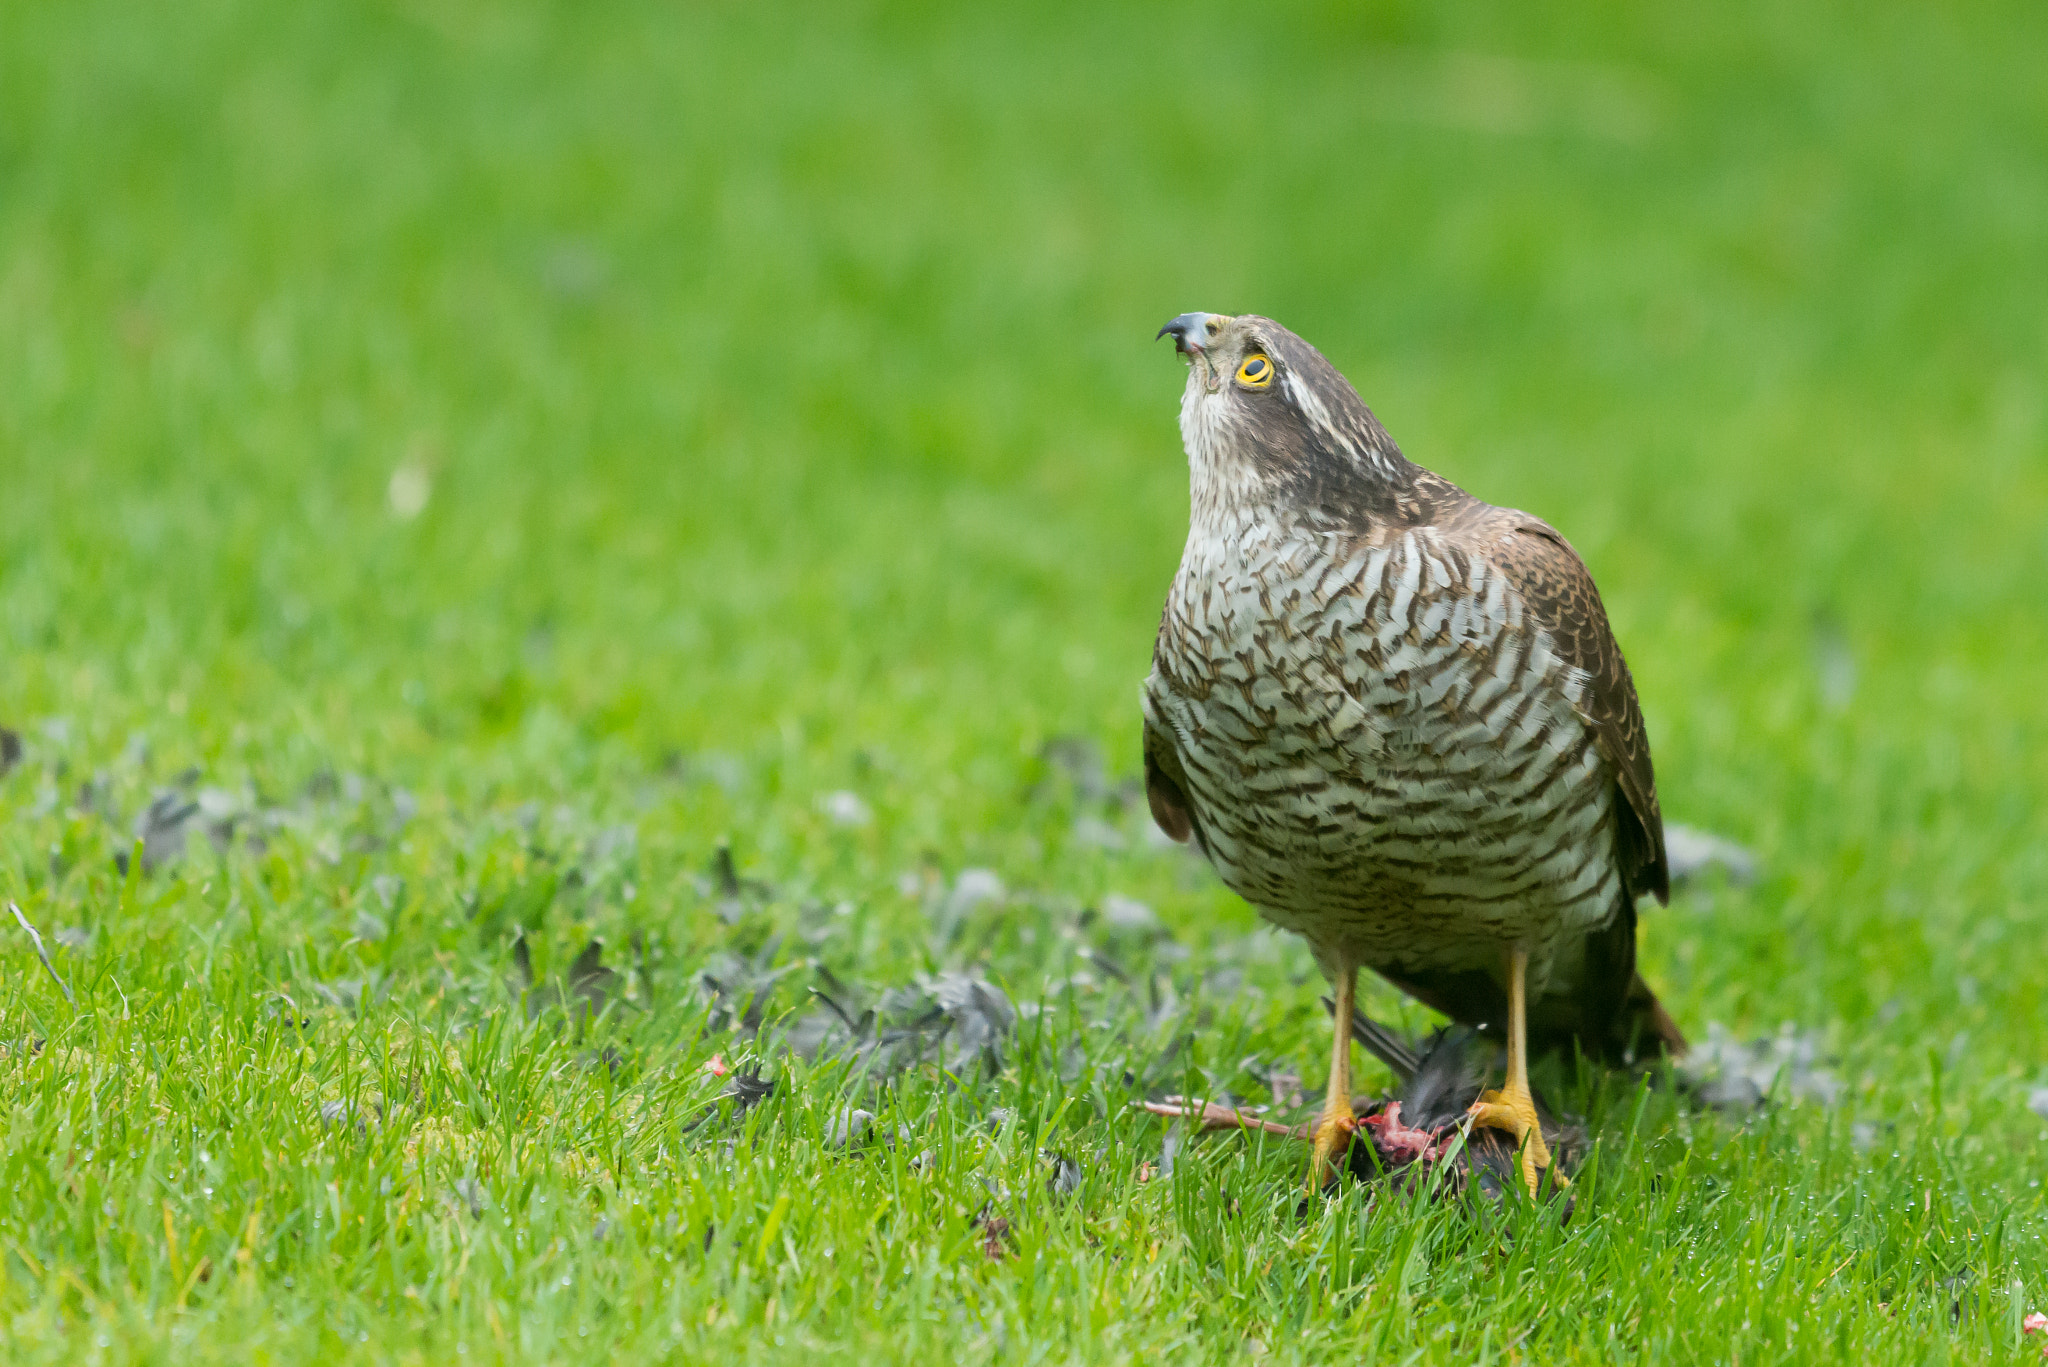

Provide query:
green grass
left=5, top=0, right=2048, bottom=1361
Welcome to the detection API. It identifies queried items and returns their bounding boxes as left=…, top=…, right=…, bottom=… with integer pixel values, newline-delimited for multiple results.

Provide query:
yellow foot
left=1467, top=1085, right=1567, bottom=1197
left=1304, top=1111, right=1354, bottom=1193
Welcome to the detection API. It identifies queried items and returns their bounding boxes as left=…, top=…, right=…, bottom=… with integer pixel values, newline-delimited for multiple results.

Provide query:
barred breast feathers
left=1146, top=310, right=1682, bottom=1059
left=1162, top=489, right=1664, bottom=875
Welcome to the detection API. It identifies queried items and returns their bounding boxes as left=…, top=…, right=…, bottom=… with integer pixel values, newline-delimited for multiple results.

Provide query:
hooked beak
left=1157, top=312, right=1222, bottom=357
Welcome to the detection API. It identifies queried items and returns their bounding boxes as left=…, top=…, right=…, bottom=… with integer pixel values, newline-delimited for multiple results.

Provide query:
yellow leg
left=1306, top=958, right=1357, bottom=1193
left=1466, top=946, right=1567, bottom=1197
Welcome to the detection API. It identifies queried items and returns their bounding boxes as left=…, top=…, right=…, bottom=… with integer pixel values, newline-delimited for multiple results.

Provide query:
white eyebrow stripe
left=1283, top=368, right=1364, bottom=463
left=1271, top=347, right=1409, bottom=479
left=1283, top=370, right=1334, bottom=431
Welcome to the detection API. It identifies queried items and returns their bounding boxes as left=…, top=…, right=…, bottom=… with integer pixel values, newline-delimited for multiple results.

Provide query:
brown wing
left=1402, top=506, right=1683, bottom=1060
left=1142, top=712, right=1205, bottom=853
left=1480, top=515, right=1669, bottom=905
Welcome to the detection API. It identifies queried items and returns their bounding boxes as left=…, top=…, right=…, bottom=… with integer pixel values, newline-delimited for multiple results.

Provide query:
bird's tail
left=1573, top=893, right=1687, bottom=1066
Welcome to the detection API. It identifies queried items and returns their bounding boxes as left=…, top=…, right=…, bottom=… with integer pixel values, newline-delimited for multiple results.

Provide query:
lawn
left=4, top=0, right=2048, bottom=1361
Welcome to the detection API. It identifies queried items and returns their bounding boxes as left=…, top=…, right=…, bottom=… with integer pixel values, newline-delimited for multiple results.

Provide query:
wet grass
left=4, top=0, right=2048, bottom=1361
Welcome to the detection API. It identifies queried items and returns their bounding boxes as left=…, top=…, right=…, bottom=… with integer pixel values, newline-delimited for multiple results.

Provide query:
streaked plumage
left=1142, top=313, right=1681, bottom=1189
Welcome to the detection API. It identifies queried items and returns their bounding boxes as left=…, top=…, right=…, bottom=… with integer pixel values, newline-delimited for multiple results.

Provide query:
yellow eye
left=1236, top=353, right=1274, bottom=388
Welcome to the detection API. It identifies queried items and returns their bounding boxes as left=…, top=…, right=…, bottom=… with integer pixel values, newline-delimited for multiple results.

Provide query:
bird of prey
left=1142, top=312, right=1686, bottom=1195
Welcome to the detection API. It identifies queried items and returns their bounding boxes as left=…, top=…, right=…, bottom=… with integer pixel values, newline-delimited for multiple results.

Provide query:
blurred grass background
left=4, top=0, right=2048, bottom=1361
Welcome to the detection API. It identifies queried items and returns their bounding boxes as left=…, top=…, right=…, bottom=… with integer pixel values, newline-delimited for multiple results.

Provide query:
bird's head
left=1157, top=311, right=1415, bottom=523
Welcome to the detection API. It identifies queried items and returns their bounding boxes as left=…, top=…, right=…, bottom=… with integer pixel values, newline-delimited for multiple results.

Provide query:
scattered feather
left=826, top=1106, right=875, bottom=1149
left=818, top=791, right=873, bottom=827
left=514, top=936, right=625, bottom=1021
left=311, top=975, right=384, bottom=1014
left=1042, top=1150, right=1082, bottom=1199
left=1070, top=816, right=1126, bottom=850
left=319, top=1098, right=379, bottom=1134
left=1039, top=736, right=1154, bottom=850
left=1038, top=735, right=1110, bottom=805
left=785, top=967, right=1013, bottom=1078
left=1682, top=1022, right=1842, bottom=1108
left=927, top=868, right=1006, bottom=953
left=950, top=869, right=1007, bottom=913
left=193, top=786, right=253, bottom=852
left=711, top=841, right=742, bottom=920
left=707, top=839, right=775, bottom=922
left=695, top=939, right=795, bottom=1034
left=449, top=1178, right=490, bottom=1218
left=1100, top=894, right=1162, bottom=938
left=1158, top=1119, right=1183, bottom=1180
left=128, top=789, right=202, bottom=873
left=929, top=971, right=1017, bottom=1074
left=1664, top=825, right=1759, bottom=887
left=564, top=939, right=623, bottom=1016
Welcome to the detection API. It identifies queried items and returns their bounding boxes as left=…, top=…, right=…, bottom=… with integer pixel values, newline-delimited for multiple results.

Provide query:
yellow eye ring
left=1236, top=353, right=1274, bottom=388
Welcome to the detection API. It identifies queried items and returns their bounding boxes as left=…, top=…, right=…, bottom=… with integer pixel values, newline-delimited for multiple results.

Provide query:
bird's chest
left=1152, top=525, right=1529, bottom=777
left=1147, top=524, right=1610, bottom=958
